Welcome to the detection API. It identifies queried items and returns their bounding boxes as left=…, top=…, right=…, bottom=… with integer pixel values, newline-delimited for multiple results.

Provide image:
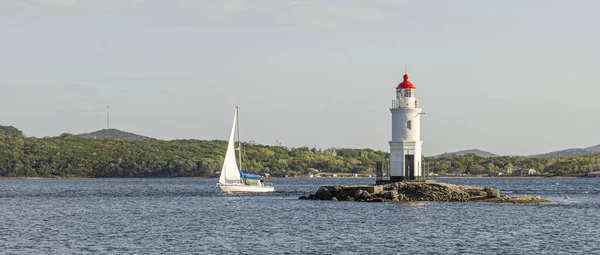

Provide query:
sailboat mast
left=236, top=104, right=243, bottom=173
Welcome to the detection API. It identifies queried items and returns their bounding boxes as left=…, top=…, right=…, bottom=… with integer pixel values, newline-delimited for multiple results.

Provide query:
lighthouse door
left=405, top=155, right=415, bottom=180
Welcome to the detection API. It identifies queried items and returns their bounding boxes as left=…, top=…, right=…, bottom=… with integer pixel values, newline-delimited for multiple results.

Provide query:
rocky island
left=299, top=181, right=550, bottom=204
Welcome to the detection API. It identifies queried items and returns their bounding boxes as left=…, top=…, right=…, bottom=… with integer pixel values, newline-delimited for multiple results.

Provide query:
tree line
left=427, top=153, right=600, bottom=176
left=0, top=126, right=598, bottom=178
left=0, top=126, right=387, bottom=178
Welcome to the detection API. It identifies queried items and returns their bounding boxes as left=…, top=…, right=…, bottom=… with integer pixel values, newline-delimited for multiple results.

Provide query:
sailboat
left=217, top=105, right=275, bottom=193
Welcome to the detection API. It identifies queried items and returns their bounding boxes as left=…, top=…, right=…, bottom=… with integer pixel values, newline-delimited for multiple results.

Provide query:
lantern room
left=396, top=74, right=416, bottom=99
left=393, top=73, right=418, bottom=109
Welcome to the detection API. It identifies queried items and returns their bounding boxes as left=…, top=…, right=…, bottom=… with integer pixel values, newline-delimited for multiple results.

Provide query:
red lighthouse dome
left=396, top=74, right=415, bottom=89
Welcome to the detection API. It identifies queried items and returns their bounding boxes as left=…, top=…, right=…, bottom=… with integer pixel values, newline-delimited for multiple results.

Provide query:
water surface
left=1, top=177, right=599, bottom=254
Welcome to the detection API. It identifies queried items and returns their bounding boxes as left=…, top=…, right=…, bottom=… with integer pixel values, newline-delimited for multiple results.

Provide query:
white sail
left=218, top=110, right=241, bottom=184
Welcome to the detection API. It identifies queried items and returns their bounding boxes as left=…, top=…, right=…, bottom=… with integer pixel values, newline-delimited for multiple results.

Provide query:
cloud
left=1, top=0, right=409, bottom=27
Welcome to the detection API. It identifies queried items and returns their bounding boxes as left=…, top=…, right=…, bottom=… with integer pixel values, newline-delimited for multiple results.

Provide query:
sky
left=1, top=0, right=599, bottom=156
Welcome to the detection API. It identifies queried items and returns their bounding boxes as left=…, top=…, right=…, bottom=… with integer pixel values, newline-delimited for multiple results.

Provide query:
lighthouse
left=389, top=73, right=423, bottom=181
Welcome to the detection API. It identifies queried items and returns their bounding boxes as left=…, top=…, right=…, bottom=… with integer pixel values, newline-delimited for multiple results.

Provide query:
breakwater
left=299, top=180, right=550, bottom=204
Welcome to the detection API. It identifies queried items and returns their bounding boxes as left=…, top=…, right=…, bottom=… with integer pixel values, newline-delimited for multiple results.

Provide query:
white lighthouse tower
left=389, top=73, right=423, bottom=181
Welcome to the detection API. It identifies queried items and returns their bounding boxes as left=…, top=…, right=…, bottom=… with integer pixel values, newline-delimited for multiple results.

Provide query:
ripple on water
left=1, top=177, right=600, bottom=254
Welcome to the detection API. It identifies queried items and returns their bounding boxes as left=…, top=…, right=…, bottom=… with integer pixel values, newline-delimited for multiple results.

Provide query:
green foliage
left=0, top=126, right=597, bottom=178
left=76, top=129, right=150, bottom=140
left=0, top=135, right=388, bottom=178
left=0, top=126, right=25, bottom=138
left=425, top=153, right=600, bottom=177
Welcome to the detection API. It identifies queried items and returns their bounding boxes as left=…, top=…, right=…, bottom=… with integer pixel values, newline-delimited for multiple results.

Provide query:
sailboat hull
left=218, top=183, right=275, bottom=193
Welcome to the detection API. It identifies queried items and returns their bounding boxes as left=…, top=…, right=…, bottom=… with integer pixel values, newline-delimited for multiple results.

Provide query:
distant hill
left=76, top=129, right=152, bottom=141
left=0, top=125, right=24, bottom=137
left=435, top=149, right=499, bottom=158
left=530, top=144, right=600, bottom=158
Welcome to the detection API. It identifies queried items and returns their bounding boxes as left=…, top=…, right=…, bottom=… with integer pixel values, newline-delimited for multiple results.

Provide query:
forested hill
left=76, top=129, right=151, bottom=141
left=435, top=149, right=498, bottom=158
left=0, top=125, right=24, bottom=138
left=530, top=144, right=600, bottom=158
left=0, top=126, right=388, bottom=178
left=428, top=153, right=600, bottom=176
left=1, top=125, right=599, bottom=178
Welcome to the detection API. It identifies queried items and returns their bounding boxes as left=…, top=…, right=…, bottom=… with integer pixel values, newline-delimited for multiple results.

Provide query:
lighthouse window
left=407, top=120, right=412, bottom=130
left=404, top=89, right=412, bottom=97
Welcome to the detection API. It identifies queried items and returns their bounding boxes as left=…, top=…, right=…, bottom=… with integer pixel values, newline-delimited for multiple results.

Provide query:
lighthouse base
left=376, top=176, right=425, bottom=185
left=390, top=176, right=424, bottom=182
left=389, top=141, right=423, bottom=182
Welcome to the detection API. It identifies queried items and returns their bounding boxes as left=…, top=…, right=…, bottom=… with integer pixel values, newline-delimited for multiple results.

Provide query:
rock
left=467, top=189, right=487, bottom=197
left=484, top=187, right=500, bottom=198
left=380, top=190, right=398, bottom=200
left=342, top=189, right=357, bottom=197
left=331, top=187, right=343, bottom=197
left=354, top=189, right=371, bottom=200
left=299, top=182, right=547, bottom=204
left=353, top=190, right=363, bottom=199
left=315, top=187, right=333, bottom=200
left=298, top=195, right=308, bottom=200
left=384, top=182, right=400, bottom=190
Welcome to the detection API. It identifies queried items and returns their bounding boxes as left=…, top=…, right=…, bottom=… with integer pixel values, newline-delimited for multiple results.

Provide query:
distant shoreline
left=432, top=176, right=579, bottom=179
left=0, top=176, right=586, bottom=180
left=2, top=126, right=598, bottom=179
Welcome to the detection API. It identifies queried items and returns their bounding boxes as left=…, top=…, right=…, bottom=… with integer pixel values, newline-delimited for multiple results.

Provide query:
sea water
left=1, top=177, right=599, bottom=254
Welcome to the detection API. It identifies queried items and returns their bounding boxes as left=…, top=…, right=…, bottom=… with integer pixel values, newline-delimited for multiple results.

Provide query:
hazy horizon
left=1, top=0, right=599, bottom=156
